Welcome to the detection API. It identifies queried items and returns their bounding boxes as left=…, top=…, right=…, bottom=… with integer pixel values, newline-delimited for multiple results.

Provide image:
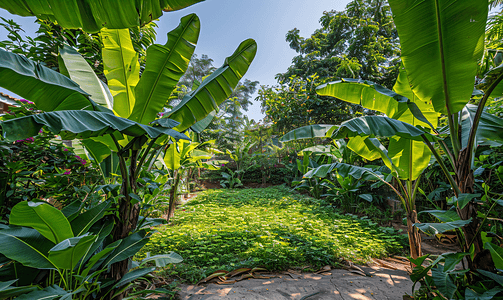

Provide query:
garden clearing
left=138, top=186, right=414, bottom=298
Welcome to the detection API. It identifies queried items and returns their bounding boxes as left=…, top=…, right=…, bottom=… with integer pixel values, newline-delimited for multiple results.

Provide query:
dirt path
left=178, top=263, right=413, bottom=300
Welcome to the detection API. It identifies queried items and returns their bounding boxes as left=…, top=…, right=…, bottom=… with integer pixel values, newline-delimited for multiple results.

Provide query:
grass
left=138, top=186, right=406, bottom=283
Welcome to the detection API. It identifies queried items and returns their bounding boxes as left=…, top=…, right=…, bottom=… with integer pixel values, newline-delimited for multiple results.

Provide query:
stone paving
left=179, top=265, right=413, bottom=300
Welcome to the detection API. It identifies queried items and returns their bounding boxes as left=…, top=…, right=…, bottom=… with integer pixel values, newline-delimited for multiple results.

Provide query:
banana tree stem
left=467, top=71, right=503, bottom=164
left=421, top=134, right=461, bottom=196
left=134, top=137, right=158, bottom=179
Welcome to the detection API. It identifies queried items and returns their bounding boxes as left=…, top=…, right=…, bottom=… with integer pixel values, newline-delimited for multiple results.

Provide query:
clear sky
left=0, top=0, right=351, bottom=121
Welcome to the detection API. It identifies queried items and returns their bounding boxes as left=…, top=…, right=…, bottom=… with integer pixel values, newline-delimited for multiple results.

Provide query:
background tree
left=258, top=0, right=400, bottom=134
left=176, top=53, right=259, bottom=148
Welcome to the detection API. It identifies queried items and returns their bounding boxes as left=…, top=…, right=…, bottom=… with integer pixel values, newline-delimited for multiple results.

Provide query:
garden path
left=178, top=263, right=413, bottom=300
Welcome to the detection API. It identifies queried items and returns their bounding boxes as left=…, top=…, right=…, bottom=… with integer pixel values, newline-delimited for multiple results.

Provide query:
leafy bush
left=0, top=100, right=101, bottom=218
left=138, top=186, right=405, bottom=283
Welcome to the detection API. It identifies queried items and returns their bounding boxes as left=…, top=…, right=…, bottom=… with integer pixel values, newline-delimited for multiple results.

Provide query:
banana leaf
left=70, top=201, right=111, bottom=237
left=0, top=227, right=55, bottom=269
left=102, top=29, right=140, bottom=118
left=59, top=44, right=114, bottom=110
left=15, top=285, right=68, bottom=300
left=0, top=282, right=38, bottom=299
left=0, top=49, right=98, bottom=112
left=392, top=65, right=439, bottom=128
left=10, top=202, right=73, bottom=244
left=103, top=230, right=150, bottom=267
left=414, top=219, right=472, bottom=236
left=333, top=115, right=428, bottom=141
left=48, top=235, right=97, bottom=270
left=388, top=136, right=431, bottom=181
left=0, top=0, right=204, bottom=33
left=388, top=0, right=487, bottom=114
left=167, top=38, right=257, bottom=132
left=280, top=124, right=337, bottom=142
left=0, top=110, right=190, bottom=142
left=130, top=13, right=200, bottom=125
left=190, top=110, right=216, bottom=133
left=303, top=162, right=382, bottom=181
left=460, top=104, right=503, bottom=148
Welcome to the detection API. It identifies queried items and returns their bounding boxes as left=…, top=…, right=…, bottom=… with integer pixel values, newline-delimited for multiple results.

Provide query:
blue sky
left=0, top=0, right=350, bottom=121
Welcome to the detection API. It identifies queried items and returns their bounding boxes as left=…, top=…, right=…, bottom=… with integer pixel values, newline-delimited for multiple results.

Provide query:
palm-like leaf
left=167, top=39, right=257, bottom=132
left=0, top=110, right=190, bottom=142
left=388, top=0, right=488, bottom=114
left=460, top=104, right=503, bottom=148
left=0, top=0, right=204, bottom=33
left=333, top=116, right=428, bottom=141
left=304, top=162, right=381, bottom=181
left=130, top=14, right=200, bottom=125
left=0, top=49, right=97, bottom=112
left=280, top=124, right=337, bottom=142
left=48, top=235, right=97, bottom=270
left=102, top=29, right=140, bottom=118
left=0, top=227, right=55, bottom=269
left=59, top=44, right=114, bottom=110
left=10, top=202, right=74, bottom=244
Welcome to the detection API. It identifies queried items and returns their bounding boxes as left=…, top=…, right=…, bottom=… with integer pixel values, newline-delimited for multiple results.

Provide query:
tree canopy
left=257, top=0, right=400, bottom=134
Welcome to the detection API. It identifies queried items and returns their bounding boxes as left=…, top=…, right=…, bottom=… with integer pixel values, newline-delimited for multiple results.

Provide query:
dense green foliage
left=257, top=0, right=400, bottom=133
left=139, top=186, right=404, bottom=283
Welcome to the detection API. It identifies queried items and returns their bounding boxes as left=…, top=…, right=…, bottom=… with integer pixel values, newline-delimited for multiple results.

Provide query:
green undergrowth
left=138, top=186, right=405, bottom=283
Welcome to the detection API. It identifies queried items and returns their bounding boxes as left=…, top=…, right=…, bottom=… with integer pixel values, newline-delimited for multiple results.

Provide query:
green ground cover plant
left=138, top=186, right=405, bottom=283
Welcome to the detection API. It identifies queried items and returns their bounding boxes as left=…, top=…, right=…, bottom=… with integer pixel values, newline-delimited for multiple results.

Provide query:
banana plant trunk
left=167, top=170, right=181, bottom=222
left=109, top=150, right=140, bottom=300
left=456, top=148, right=484, bottom=269
left=406, top=210, right=422, bottom=260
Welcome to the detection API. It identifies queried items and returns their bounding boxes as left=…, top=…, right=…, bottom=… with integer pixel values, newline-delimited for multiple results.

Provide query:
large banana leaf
left=167, top=39, right=257, bottom=132
left=280, top=124, right=337, bottom=142
left=333, top=116, right=428, bottom=141
left=389, top=136, right=431, bottom=181
left=48, top=235, right=97, bottom=270
left=103, top=230, right=150, bottom=267
left=15, top=285, right=68, bottom=300
left=303, top=162, right=382, bottom=181
left=347, top=136, right=393, bottom=170
left=0, top=0, right=204, bottom=33
left=392, top=65, right=439, bottom=128
left=190, top=110, right=216, bottom=133
left=70, top=201, right=111, bottom=237
left=0, top=49, right=97, bottom=112
left=388, top=0, right=487, bottom=114
left=460, top=104, right=503, bottom=148
left=130, top=14, right=200, bottom=125
left=164, top=141, right=181, bottom=170
left=10, top=202, right=73, bottom=244
left=317, top=77, right=438, bottom=129
left=0, top=110, right=190, bottom=142
left=59, top=44, right=114, bottom=110
left=102, top=29, right=140, bottom=118
left=0, top=227, right=55, bottom=269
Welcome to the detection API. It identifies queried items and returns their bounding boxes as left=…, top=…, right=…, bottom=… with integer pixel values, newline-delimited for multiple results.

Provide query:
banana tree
left=386, top=0, right=498, bottom=267
left=0, top=13, right=256, bottom=300
left=163, top=135, right=221, bottom=220
left=282, top=110, right=435, bottom=259
left=306, top=0, right=502, bottom=267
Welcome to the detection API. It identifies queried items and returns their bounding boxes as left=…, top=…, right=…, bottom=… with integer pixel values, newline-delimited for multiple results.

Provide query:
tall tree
left=258, top=0, right=400, bottom=134
left=280, top=0, right=399, bottom=87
